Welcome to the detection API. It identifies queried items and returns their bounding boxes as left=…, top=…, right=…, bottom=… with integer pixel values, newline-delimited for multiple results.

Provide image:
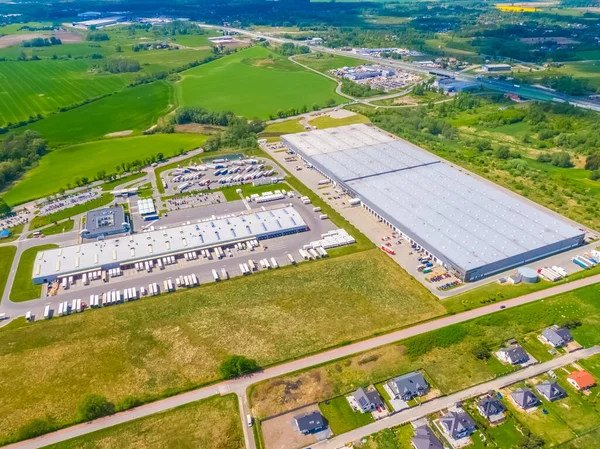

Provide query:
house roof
left=568, top=371, right=595, bottom=389
left=477, top=396, right=505, bottom=417
left=500, top=346, right=529, bottom=364
left=412, top=425, right=444, bottom=449
left=294, top=411, right=325, bottom=433
left=389, top=372, right=428, bottom=397
left=511, top=388, right=540, bottom=409
left=536, top=381, right=566, bottom=401
left=542, top=327, right=572, bottom=346
left=440, top=410, right=476, bottom=439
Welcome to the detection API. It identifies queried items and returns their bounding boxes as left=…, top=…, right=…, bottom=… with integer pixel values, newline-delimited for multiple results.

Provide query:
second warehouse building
left=282, top=124, right=584, bottom=281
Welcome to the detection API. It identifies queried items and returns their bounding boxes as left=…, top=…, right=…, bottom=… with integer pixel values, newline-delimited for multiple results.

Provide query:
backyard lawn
left=319, top=395, right=373, bottom=435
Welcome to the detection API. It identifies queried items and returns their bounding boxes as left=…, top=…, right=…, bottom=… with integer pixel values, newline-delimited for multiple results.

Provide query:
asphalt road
left=306, top=346, right=600, bottom=449
left=6, top=271, right=600, bottom=449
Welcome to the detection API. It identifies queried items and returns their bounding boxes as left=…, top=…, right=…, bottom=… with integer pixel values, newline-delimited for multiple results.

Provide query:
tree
left=551, top=151, right=573, bottom=168
left=495, top=146, right=510, bottom=160
left=0, top=197, right=11, bottom=217
left=17, top=418, right=56, bottom=440
left=312, top=103, right=320, bottom=111
left=591, top=170, right=600, bottom=181
left=115, top=44, right=122, bottom=53
left=325, top=98, right=336, bottom=107
left=585, top=153, right=600, bottom=171
left=219, top=355, right=259, bottom=379
left=157, top=152, right=164, bottom=161
left=471, top=342, right=491, bottom=360
left=516, top=430, right=544, bottom=449
left=76, top=394, right=114, bottom=422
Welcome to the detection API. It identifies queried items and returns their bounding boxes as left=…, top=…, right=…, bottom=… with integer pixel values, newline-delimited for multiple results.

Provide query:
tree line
left=0, top=130, right=46, bottom=195
left=22, top=36, right=61, bottom=47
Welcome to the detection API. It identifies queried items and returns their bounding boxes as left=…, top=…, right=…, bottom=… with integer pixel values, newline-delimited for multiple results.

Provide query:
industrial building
left=434, top=77, right=480, bottom=94
left=137, top=198, right=158, bottom=220
left=32, top=207, right=307, bottom=284
left=81, top=207, right=130, bottom=240
left=72, top=16, right=124, bottom=29
left=482, top=63, right=512, bottom=72
left=282, top=125, right=584, bottom=282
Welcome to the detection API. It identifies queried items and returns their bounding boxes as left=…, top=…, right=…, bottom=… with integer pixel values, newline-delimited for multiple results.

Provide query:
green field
left=0, top=249, right=442, bottom=443
left=4, top=134, right=206, bottom=206
left=9, top=244, right=57, bottom=302
left=309, top=112, right=371, bottom=129
left=259, top=119, right=305, bottom=142
left=0, top=60, right=131, bottom=127
left=45, top=395, right=243, bottom=449
left=26, top=81, right=174, bottom=145
left=129, top=48, right=214, bottom=74
left=29, top=194, right=113, bottom=229
left=319, top=395, right=373, bottom=434
left=176, top=46, right=345, bottom=119
left=294, top=52, right=366, bottom=73
left=0, top=246, right=17, bottom=299
left=31, top=219, right=74, bottom=237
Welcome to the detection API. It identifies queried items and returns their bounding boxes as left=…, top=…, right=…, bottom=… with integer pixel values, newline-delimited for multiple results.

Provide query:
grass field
left=0, top=60, right=131, bottom=127
left=9, top=244, right=57, bottom=302
left=177, top=46, right=345, bottom=119
left=249, top=281, right=600, bottom=418
left=30, top=219, right=74, bottom=237
left=26, top=81, right=174, bottom=146
left=102, top=172, right=147, bottom=191
left=294, top=52, right=366, bottom=74
left=359, top=425, right=414, bottom=449
left=258, top=119, right=305, bottom=142
left=4, top=134, right=206, bottom=206
left=0, top=249, right=442, bottom=442
left=0, top=246, right=16, bottom=299
left=309, top=112, right=370, bottom=129
left=129, top=48, right=214, bottom=74
left=45, top=395, right=243, bottom=449
left=319, top=395, right=373, bottom=434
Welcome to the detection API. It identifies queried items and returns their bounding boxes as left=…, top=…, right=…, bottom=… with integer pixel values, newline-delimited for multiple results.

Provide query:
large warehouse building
left=32, top=207, right=307, bottom=284
left=282, top=124, right=584, bottom=282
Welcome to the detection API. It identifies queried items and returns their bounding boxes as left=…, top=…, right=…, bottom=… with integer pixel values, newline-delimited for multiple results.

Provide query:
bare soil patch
left=0, top=33, right=42, bottom=48
left=105, top=130, right=133, bottom=138
left=175, top=123, right=225, bottom=135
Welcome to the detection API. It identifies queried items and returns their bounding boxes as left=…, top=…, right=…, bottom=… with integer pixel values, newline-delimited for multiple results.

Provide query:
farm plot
left=177, top=46, right=345, bottom=119
left=45, top=394, right=243, bottom=449
left=4, top=134, right=206, bottom=206
left=0, top=60, right=131, bottom=127
left=26, top=81, right=174, bottom=146
left=0, top=250, right=442, bottom=443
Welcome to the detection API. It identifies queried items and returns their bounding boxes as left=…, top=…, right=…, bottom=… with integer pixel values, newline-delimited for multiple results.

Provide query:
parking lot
left=160, top=156, right=285, bottom=197
left=24, top=197, right=342, bottom=321
left=36, top=188, right=102, bottom=216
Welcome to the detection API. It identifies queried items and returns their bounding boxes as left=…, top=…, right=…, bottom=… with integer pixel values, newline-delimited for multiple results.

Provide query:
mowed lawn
left=177, top=46, right=345, bottom=119
left=0, top=250, right=443, bottom=442
left=4, top=134, right=206, bottom=206
left=26, top=81, right=174, bottom=145
left=45, top=395, right=243, bottom=449
left=10, top=244, right=57, bottom=302
left=294, top=52, right=366, bottom=74
left=0, top=60, right=131, bottom=127
left=0, top=246, right=17, bottom=299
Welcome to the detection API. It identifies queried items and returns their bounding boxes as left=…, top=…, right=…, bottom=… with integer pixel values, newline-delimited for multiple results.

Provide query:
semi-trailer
left=184, top=276, right=190, bottom=287
left=164, top=280, right=170, bottom=292
left=167, top=279, right=174, bottom=291
left=577, top=256, right=594, bottom=267
left=308, top=248, right=320, bottom=259
left=191, top=273, right=199, bottom=286
left=572, top=257, right=589, bottom=269
left=71, top=299, right=77, bottom=312
left=270, top=257, right=279, bottom=268
left=299, top=249, right=309, bottom=260
left=264, top=258, right=271, bottom=269
left=287, top=253, right=296, bottom=265
left=243, top=263, right=250, bottom=274
left=212, top=269, right=220, bottom=282
left=153, top=282, right=159, bottom=295
left=239, top=263, right=246, bottom=275
left=58, top=302, right=64, bottom=317
left=248, top=259, right=257, bottom=271
left=76, top=299, right=82, bottom=313
left=44, top=305, right=51, bottom=319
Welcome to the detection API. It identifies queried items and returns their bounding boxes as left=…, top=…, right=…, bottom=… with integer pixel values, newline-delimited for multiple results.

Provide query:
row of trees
left=269, top=100, right=336, bottom=120
left=276, top=42, right=310, bottom=56
left=340, top=79, right=384, bottom=98
left=97, top=57, right=141, bottom=74
left=22, top=37, right=61, bottom=47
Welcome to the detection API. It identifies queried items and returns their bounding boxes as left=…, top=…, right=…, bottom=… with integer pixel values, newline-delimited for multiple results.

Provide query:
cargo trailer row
left=537, top=267, right=563, bottom=282
left=184, top=251, right=198, bottom=261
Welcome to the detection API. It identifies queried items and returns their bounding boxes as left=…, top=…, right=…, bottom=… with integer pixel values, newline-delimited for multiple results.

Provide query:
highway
left=199, top=24, right=600, bottom=112
left=5, top=270, right=600, bottom=449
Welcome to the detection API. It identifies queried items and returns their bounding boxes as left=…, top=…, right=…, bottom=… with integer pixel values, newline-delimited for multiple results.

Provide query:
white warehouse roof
left=33, top=206, right=306, bottom=280
left=283, top=124, right=583, bottom=276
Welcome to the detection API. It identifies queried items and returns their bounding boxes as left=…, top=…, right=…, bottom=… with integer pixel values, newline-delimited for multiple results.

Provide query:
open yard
left=249, top=282, right=600, bottom=419
left=176, top=46, right=345, bottom=119
left=319, top=395, right=373, bottom=435
left=4, top=134, right=206, bottom=206
left=45, top=394, right=243, bottom=449
left=9, top=244, right=57, bottom=302
left=26, top=81, right=174, bottom=146
left=0, top=245, right=16, bottom=299
left=0, top=60, right=131, bottom=127
left=0, top=249, right=443, bottom=444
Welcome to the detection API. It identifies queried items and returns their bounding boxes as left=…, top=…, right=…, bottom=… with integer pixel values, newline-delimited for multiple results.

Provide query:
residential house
left=567, top=371, right=596, bottom=391
left=294, top=411, right=327, bottom=435
left=411, top=425, right=444, bottom=449
left=541, top=327, right=572, bottom=348
left=497, top=346, right=529, bottom=365
left=440, top=410, right=477, bottom=440
left=350, top=387, right=385, bottom=413
left=511, top=388, right=540, bottom=410
left=477, top=395, right=506, bottom=423
left=536, top=381, right=566, bottom=401
left=387, top=372, right=429, bottom=401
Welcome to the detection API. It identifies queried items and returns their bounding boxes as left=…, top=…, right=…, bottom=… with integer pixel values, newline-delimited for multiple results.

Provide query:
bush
left=116, top=395, right=142, bottom=412
left=16, top=418, right=56, bottom=440
left=76, top=394, right=115, bottom=422
left=219, top=355, right=260, bottom=379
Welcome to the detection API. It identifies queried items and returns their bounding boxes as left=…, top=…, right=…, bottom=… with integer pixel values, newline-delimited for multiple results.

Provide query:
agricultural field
left=249, top=282, right=600, bottom=419
left=176, top=46, right=345, bottom=119
left=0, top=60, right=132, bottom=127
left=4, top=134, right=206, bottom=206
left=0, top=246, right=17, bottom=299
left=25, top=81, right=174, bottom=146
left=45, top=394, right=243, bottom=449
left=128, top=48, right=214, bottom=74
left=0, top=249, right=442, bottom=443
left=9, top=244, right=57, bottom=302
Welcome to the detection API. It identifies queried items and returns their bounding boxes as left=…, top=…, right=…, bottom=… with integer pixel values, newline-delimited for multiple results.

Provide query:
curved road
left=5, top=271, right=600, bottom=448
